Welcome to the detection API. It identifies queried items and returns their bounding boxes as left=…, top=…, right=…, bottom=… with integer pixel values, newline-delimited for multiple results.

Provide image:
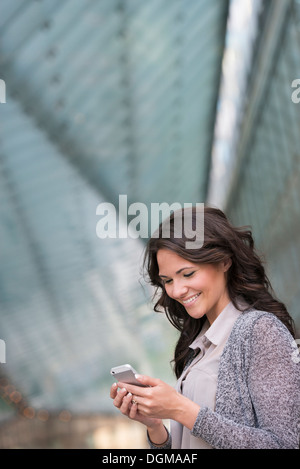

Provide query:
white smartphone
left=110, top=363, right=147, bottom=387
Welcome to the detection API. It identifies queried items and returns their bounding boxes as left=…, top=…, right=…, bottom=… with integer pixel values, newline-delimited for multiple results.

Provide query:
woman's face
left=156, top=248, right=231, bottom=324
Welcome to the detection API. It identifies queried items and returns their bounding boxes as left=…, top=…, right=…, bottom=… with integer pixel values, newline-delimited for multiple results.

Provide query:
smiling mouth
left=182, top=293, right=201, bottom=305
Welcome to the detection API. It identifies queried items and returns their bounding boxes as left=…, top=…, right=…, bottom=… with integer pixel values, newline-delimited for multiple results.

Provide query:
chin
left=186, top=308, right=206, bottom=320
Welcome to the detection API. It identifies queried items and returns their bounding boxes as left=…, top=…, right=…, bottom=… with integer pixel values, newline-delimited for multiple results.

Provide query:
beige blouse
left=171, top=301, right=242, bottom=449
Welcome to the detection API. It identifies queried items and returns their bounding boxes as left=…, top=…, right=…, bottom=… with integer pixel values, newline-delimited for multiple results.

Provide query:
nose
left=169, top=279, right=189, bottom=300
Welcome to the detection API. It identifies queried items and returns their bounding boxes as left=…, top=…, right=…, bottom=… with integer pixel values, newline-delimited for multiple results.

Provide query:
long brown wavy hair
left=143, top=206, right=295, bottom=378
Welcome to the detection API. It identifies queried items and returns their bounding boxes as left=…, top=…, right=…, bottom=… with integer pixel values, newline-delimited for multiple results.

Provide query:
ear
left=222, top=257, right=232, bottom=272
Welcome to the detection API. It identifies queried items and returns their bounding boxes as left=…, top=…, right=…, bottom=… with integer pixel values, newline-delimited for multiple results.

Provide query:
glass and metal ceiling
left=221, top=0, right=300, bottom=334
left=0, top=0, right=229, bottom=419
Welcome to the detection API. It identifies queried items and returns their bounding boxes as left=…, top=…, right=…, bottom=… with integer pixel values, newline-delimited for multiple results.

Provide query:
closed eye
left=184, top=271, right=195, bottom=278
left=163, top=279, right=172, bottom=285
left=161, top=270, right=195, bottom=285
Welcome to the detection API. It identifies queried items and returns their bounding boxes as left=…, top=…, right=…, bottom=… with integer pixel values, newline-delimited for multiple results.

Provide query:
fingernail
left=135, top=374, right=141, bottom=380
left=112, top=383, right=117, bottom=388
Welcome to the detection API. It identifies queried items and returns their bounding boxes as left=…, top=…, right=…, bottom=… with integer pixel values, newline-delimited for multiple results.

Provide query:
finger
left=129, top=401, right=138, bottom=419
left=119, top=392, right=132, bottom=414
left=135, top=374, right=161, bottom=387
left=110, top=383, right=118, bottom=399
left=132, top=403, right=149, bottom=417
left=113, top=387, right=127, bottom=408
left=117, top=382, right=150, bottom=397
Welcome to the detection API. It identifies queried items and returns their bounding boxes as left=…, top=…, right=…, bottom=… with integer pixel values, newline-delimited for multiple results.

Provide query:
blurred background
left=0, top=0, right=299, bottom=449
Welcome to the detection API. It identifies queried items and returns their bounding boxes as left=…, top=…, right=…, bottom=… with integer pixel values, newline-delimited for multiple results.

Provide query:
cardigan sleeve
left=191, top=315, right=300, bottom=449
left=147, top=425, right=172, bottom=449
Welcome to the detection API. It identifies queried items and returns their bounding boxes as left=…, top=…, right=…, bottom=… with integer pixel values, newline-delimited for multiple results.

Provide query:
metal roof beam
left=225, top=0, right=293, bottom=212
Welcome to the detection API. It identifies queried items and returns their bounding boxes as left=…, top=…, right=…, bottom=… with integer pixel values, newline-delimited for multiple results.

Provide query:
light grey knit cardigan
left=149, top=309, right=300, bottom=449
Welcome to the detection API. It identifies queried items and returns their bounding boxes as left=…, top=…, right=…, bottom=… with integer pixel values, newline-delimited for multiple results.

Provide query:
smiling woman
left=157, top=249, right=232, bottom=325
left=110, top=206, right=299, bottom=449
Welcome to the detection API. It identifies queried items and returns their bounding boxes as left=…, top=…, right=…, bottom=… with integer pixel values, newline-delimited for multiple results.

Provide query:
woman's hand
left=115, top=375, right=182, bottom=420
left=110, top=374, right=200, bottom=433
left=110, top=382, right=169, bottom=445
left=116, top=374, right=200, bottom=429
left=109, top=382, right=162, bottom=429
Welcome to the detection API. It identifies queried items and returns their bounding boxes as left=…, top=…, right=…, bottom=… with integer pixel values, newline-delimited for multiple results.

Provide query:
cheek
left=196, top=271, right=215, bottom=288
left=198, top=270, right=225, bottom=293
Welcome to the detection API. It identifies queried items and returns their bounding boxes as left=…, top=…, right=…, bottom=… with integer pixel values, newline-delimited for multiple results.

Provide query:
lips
left=182, top=292, right=201, bottom=305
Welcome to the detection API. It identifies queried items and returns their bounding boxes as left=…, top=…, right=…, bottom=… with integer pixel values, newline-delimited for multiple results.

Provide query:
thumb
left=135, top=374, right=161, bottom=387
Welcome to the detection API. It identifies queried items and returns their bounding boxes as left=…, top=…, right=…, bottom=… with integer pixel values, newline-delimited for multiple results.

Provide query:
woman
left=110, top=206, right=299, bottom=449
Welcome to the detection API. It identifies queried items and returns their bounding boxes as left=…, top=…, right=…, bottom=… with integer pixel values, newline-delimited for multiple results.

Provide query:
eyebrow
left=159, top=267, right=195, bottom=278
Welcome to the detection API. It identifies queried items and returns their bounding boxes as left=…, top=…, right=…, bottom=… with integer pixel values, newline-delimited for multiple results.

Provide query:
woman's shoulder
left=235, top=308, right=278, bottom=326
left=230, top=308, right=293, bottom=346
left=225, top=308, right=296, bottom=368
